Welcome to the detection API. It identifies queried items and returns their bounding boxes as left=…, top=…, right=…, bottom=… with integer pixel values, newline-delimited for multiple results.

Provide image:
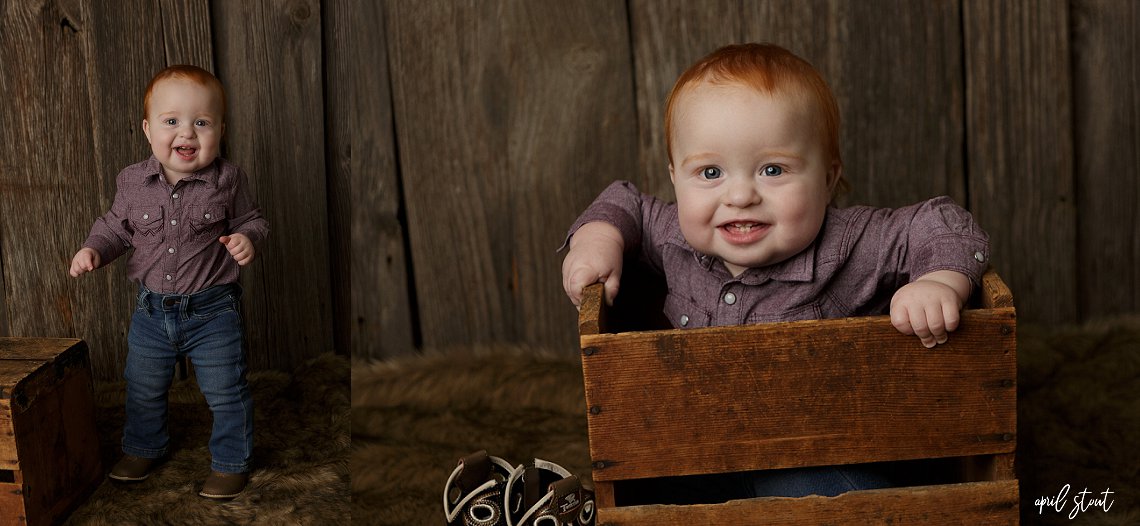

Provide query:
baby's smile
left=175, top=145, right=198, bottom=160
left=718, top=220, right=771, bottom=245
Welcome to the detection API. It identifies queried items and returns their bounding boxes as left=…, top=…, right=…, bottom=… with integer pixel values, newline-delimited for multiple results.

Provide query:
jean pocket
left=190, top=300, right=237, bottom=321
left=128, top=206, right=165, bottom=246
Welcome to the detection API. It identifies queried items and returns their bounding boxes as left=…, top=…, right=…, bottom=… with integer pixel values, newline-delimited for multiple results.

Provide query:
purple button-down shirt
left=567, top=181, right=989, bottom=328
left=83, top=156, right=269, bottom=294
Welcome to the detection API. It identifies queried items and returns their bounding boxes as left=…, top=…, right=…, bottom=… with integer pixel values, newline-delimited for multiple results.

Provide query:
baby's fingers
left=564, top=267, right=597, bottom=308
left=890, top=304, right=915, bottom=336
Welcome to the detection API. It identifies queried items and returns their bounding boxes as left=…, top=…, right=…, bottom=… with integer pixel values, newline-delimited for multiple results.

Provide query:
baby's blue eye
left=762, top=165, right=783, bottom=177
left=164, top=118, right=177, bottom=126
left=700, top=167, right=722, bottom=180
left=195, top=119, right=208, bottom=127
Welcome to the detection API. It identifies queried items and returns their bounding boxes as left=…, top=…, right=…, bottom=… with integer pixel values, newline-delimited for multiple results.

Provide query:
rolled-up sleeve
left=852, top=196, right=990, bottom=289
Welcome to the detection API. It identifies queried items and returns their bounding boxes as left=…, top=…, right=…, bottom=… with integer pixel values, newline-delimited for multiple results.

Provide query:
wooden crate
left=0, top=338, right=103, bottom=526
left=578, top=269, right=1019, bottom=525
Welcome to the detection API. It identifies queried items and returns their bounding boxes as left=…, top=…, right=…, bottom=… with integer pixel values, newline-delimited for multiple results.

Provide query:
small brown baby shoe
left=109, top=455, right=159, bottom=482
left=199, top=470, right=250, bottom=499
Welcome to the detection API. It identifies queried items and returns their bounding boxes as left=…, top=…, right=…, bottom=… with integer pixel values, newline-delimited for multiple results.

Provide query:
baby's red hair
left=143, top=65, right=226, bottom=120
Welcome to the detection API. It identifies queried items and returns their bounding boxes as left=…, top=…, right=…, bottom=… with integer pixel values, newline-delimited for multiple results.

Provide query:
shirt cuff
left=559, top=201, right=641, bottom=252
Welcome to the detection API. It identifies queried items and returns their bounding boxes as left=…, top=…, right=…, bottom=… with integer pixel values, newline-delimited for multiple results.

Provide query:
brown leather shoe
left=199, top=471, right=250, bottom=499
left=109, top=455, right=158, bottom=482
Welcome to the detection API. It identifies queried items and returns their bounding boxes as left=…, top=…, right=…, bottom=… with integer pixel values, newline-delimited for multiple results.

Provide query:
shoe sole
left=199, top=490, right=242, bottom=499
left=108, top=473, right=150, bottom=482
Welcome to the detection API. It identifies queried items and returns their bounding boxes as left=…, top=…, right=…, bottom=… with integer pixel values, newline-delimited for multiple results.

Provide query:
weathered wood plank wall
left=964, top=0, right=1078, bottom=325
left=1071, top=0, right=1140, bottom=320
left=385, top=0, right=637, bottom=349
left=212, top=0, right=335, bottom=368
left=3, top=1, right=1139, bottom=369
left=324, top=0, right=414, bottom=359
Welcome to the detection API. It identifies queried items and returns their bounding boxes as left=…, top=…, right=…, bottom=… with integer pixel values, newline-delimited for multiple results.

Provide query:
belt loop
left=138, top=286, right=152, bottom=315
left=180, top=291, right=192, bottom=321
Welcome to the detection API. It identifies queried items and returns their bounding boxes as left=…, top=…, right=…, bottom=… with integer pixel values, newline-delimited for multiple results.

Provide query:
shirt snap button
left=142, top=214, right=149, bottom=220
left=204, top=213, right=212, bottom=219
left=680, top=315, right=690, bottom=327
left=724, top=292, right=737, bottom=305
left=165, top=274, right=172, bottom=281
left=168, top=247, right=175, bottom=254
left=974, top=251, right=986, bottom=263
left=171, top=220, right=177, bottom=226
left=172, top=193, right=180, bottom=199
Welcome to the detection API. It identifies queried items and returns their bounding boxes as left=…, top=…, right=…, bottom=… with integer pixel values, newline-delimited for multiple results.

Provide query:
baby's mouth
left=722, top=222, right=763, bottom=233
left=174, top=146, right=198, bottom=159
left=718, top=221, right=770, bottom=244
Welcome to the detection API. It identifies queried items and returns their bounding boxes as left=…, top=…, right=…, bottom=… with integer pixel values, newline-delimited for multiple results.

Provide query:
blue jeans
left=124, top=283, right=253, bottom=473
left=618, top=465, right=893, bottom=505
left=744, top=465, right=893, bottom=498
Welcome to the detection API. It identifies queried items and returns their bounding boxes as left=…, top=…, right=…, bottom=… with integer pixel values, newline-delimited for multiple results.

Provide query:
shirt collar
left=139, top=155, right=220, bottom=187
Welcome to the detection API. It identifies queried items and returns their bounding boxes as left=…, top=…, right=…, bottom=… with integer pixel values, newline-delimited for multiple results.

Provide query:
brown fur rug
left=352, top=319, right=1140, bottom=525
left=351, top=345, right=592, bottom=525
left=1018, top=316, right=1140, bottom=525
left=63, top=353, right=350, bottom=525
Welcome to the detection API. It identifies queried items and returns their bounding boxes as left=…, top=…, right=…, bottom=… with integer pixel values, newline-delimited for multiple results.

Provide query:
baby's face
left=669, top=81, right=839, bottom=277
left=143, top=78, right=224, bottom=181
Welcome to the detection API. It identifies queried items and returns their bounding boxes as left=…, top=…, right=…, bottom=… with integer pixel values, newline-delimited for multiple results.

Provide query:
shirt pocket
left=128, top=206, right=165, bottom=246
left=189, top=205, right=228, bottom=238
left=745, top=303, right=823, bottom=324
left=663, top=294, right=711, bottom=329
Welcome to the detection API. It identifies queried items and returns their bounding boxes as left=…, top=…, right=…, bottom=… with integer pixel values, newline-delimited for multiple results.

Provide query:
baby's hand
left=562, top=222, right=624, bottom=308
left=890, top=270, right=972, bottom=348
left=69, top=248, right=101, bottom=277
left=220, top=234, right=255, bottom=266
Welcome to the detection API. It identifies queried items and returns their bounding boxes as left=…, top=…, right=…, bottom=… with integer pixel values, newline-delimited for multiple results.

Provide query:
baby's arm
left=889, top=269, right=972, bottom=348
left=562, top=222, right=624, bottom=308
left=69, top=248, right=102, bottom=277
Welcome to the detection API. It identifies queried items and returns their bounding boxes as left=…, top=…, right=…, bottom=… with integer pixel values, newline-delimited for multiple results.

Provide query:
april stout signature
left=1035, top=484, right=1114, bottom=520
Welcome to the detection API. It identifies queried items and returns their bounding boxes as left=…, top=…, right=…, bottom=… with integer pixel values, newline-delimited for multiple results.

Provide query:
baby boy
left=561, top=43, right=989, bottom=499
left=70, top=65, right=268, bottom=499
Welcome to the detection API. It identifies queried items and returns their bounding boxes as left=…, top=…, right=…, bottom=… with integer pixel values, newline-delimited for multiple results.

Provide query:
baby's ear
left=668, top=163, right=676, bottom=184
left=826, top=160, right=843, bottom=192
left=142, top=119, right=151, bottom=141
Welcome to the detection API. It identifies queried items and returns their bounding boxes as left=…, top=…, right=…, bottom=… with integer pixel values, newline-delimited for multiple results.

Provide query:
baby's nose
left=724, top=177, right=761, bottom=207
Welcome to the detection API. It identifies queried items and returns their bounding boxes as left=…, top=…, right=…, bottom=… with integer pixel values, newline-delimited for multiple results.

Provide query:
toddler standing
left=70, top=65, right=268, bottom=500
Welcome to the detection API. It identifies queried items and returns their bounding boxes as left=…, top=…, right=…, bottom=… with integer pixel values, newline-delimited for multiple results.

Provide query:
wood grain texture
left=324, top=0, right=413, bottom=360
left=598, top=480, right=1019, bottom=525
left=0, top=0, right=161, bottom=381
left=386, top=0, right=637, bottom=348
left=629, top=0, right=965, bottom=208
left=1071, top=0, right=1140, bottom=319
left=156, top=0, right=212, bottom=67
left=981, top=269, right=1014, bottom=308
left=964, top=0, right=1076, bottom=325
left=581, top=309, right=1017, bottom=482
left=0, top=338, right=101, bottom=526
left=212, top=0, right=334, bottom=369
